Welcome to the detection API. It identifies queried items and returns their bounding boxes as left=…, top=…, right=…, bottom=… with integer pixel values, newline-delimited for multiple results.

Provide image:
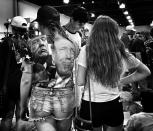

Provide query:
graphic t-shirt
left=30, top=35, right=79, bottom=89
left=64, top=28, right=82, bottom=49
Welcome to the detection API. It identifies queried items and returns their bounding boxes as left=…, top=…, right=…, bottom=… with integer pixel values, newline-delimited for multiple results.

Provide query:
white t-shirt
left=65, top=30, right=82, bottom=49
left=78, top=45, right=141, bottom=102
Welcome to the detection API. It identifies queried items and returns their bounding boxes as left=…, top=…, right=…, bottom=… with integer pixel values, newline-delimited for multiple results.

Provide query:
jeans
left=29, top=86, right=75, bottom=120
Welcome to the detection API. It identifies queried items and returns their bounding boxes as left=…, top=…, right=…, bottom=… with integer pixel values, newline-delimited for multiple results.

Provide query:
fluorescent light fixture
left=128, top=19, right=133, bottom=23
left=63, top=0, right=69, bottom=4
left=123, top=11, right=128, bottom=15
left=126, top=16, right=131, bottom=20
left=119, top=3, right=125, bottom=9
left=129, top=22, right=134, bottom=26
left=91, top=13, right=95, bottom=18
left=150, top=21, right=153, bottom=26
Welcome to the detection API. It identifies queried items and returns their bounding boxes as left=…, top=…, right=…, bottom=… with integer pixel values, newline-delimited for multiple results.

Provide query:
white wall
left=0, top=0, right=14, bottom=38
left=18, top=1, right=39, bottom=22
left=18, top=0, right=70, bottom=25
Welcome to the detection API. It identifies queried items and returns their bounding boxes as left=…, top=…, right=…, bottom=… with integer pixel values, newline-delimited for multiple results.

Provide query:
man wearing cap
left=19, top=5, right=79, bottom=131
left=0, top=16, right=28, bottom=131
left=62, top=6, right=89, bottom=107
left=121, top=25, right=136, bottom=51
left=63, top=6, right=89, bottom=49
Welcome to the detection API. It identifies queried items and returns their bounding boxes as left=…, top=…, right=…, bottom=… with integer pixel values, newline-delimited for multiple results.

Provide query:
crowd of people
left=0, top=4, right=153, bottom=131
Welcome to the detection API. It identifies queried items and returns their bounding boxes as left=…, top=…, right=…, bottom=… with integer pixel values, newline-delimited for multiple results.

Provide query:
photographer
left=0, top=16, right=28, bottom=131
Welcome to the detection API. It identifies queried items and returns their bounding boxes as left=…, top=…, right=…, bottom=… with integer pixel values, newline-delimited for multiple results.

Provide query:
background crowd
left=0, top=4, right=153, bottom=131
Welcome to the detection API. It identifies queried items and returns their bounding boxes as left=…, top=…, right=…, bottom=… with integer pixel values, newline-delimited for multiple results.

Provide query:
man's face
left=52, top=36, right=76, bottom=76
left=28, top=35, right=49, bottom=59
left=73, top=20, right=85, bottom=31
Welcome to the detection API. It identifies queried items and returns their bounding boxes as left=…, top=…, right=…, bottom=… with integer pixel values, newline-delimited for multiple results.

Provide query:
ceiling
left=23, top=0, right=153, bottom=27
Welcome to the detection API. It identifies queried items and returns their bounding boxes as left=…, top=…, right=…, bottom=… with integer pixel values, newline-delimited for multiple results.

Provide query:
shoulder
left=126, top=112, right=144, bottom=127
left=76, top=31, right=82, bottom=38
left=128, top=112, right=151, bottom=125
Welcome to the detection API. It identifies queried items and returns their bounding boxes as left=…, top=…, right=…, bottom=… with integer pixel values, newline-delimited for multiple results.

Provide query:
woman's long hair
left=87, top=15, right=127, bottom=87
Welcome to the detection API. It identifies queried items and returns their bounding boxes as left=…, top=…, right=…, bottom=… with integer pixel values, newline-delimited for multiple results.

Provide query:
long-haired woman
left=77, top=15, right=151, bottom=131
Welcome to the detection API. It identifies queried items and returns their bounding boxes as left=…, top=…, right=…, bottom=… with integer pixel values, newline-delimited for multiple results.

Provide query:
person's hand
left=17, top=119, right=34, bottom=131
left=119, top=91, right=133, bottom=102
left=20, top=106, right=29, bottom=121
left=17, top=119, right=27, bottom=131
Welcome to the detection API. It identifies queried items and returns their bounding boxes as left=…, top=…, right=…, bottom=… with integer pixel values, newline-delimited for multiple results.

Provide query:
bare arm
left=119, top=62, right=151, bottom=85
left=77, top=65, right=87, bottom=86
left=75, top=64, right=87, bottom=107
left=20, top=61, right=33, bottom=119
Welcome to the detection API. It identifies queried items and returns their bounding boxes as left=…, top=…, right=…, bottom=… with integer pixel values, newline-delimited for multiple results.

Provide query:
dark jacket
left=0, top=37, right=22, bottom=99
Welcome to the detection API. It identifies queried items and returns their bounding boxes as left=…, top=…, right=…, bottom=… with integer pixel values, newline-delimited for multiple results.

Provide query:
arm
left=120, top=61, right=151, bottom=86
left=75, top=46, right=87, bottom=106
left=77, top=65, right=87, bottom=86
left=75, top=64, right=86, bottom=107
left=20, top=61, right=33, bottom=119
left=77, top=46, right=87, bottom=86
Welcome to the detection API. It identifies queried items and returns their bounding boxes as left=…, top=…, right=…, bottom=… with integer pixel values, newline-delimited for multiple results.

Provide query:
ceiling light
left=117, top=1, right=120, bottom=5
left=150, top=21, right=153, bottom=27
left=92, top=1, right=94, bottom=4
left=63, top=0, right=69, bottom=4
left=126, top=16, right=131, bottom=20
left=128, top=19, right=133, bottom=23
left=91, top=13, right=95, bottom=18
left=123, top=11, right=128, bottom=15
left=119, top=3, right=125, bottom=9
left=130, top=23, right=134, bottom=27
left=82, top=1, right=85, bottom=4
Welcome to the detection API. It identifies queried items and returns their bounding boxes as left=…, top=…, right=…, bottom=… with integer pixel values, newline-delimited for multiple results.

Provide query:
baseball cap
left=35, top=5, right=60, bottom=25
left=11, top=16, right=27, bottom=29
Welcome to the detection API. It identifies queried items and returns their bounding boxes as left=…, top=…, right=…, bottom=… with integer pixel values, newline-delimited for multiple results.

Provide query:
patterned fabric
left=28, top=34, right=79, bottom=120
left=29, top=86, right=75, bottom=120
